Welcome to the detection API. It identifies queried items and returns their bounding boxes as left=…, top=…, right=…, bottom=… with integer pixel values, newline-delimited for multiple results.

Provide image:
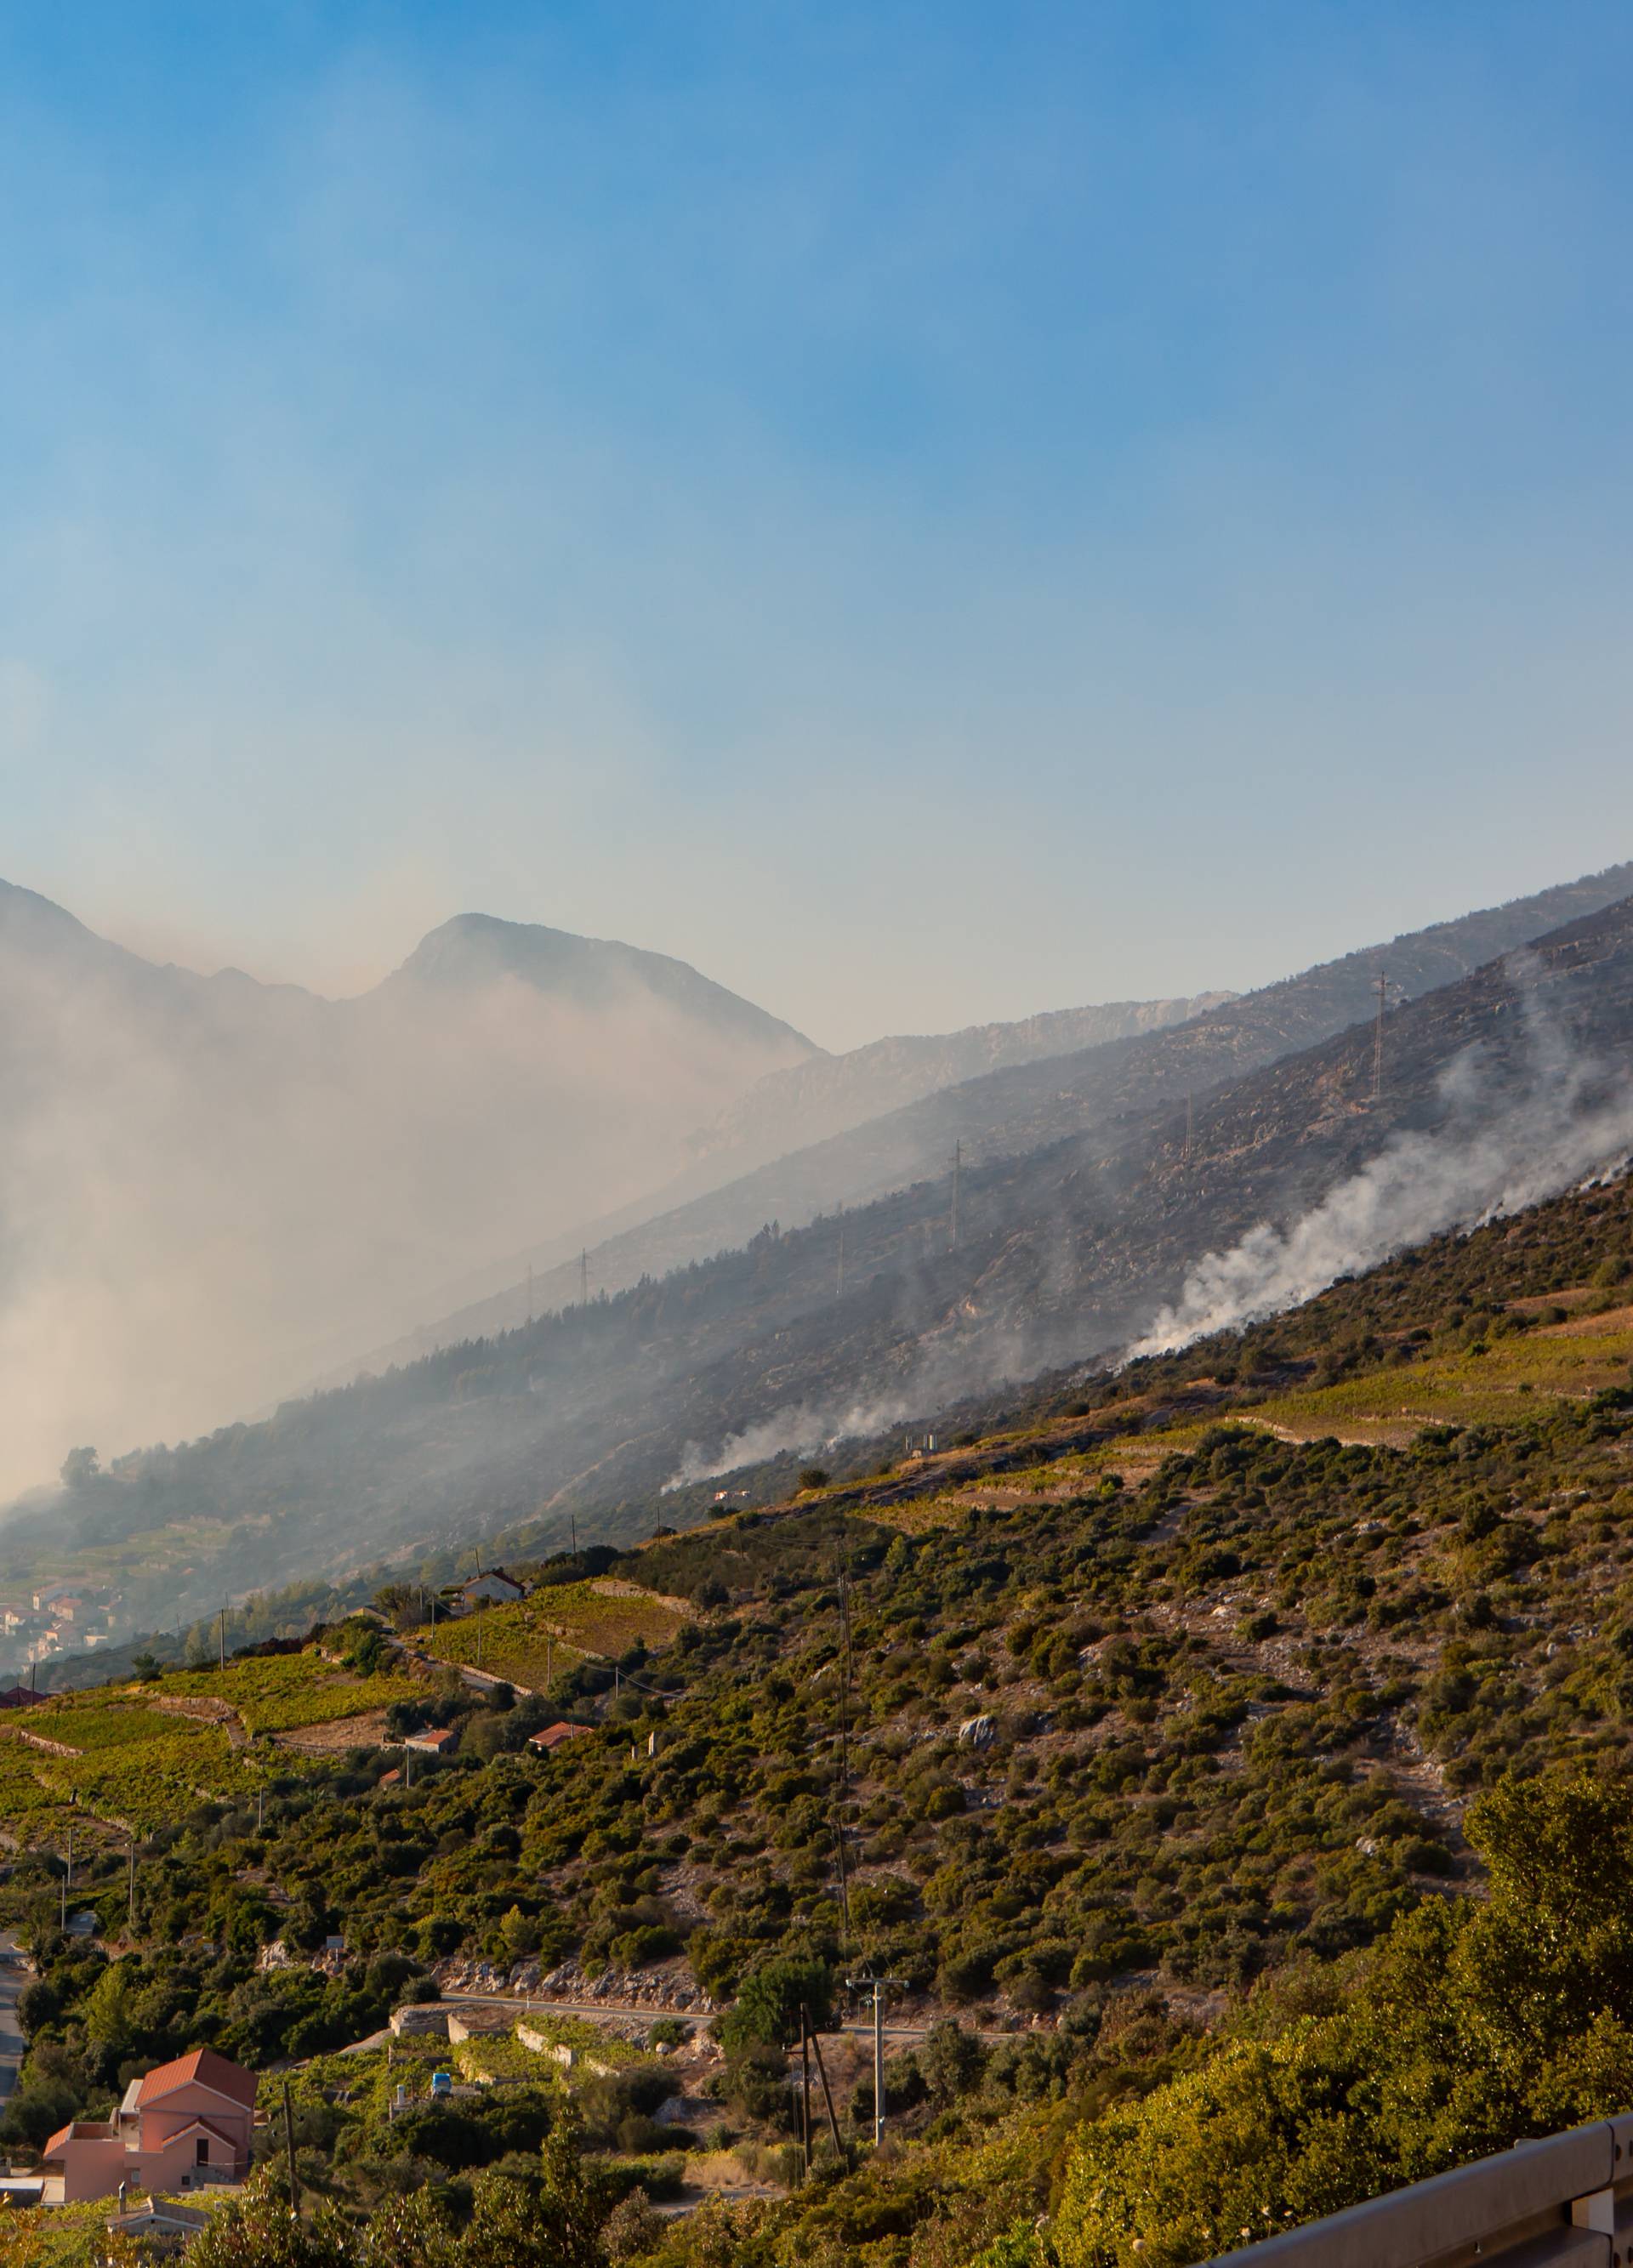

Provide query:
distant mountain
left=680, top=992, right=1236, bottom=1176
left=339, top=989, right=1229, bottom=1369
left=0, top=884, right=815, bottom=1498
left=383, top=912, right=811, bottom=1058
left=28, top=863, right=1633, bottom=1630
left=356, top=861, right=1633, bottom=1367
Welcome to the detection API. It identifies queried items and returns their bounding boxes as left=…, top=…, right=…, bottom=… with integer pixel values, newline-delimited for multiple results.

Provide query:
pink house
left=43, top=2047, right=256, bottom=2203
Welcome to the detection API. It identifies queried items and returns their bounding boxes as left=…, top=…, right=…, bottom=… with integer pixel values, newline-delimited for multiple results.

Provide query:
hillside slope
left=19, top=887, right=1633, bottom=1636
left=10, top=1164, right=1633, bottom=2268
left=358, top=861, right=1633, bottom=1370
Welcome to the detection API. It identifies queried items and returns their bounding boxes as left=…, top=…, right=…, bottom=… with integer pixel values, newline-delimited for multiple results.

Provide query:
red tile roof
left=134, top=2047, right=258, bottom=2112
left=529, top=1720, right=590, bottom=1751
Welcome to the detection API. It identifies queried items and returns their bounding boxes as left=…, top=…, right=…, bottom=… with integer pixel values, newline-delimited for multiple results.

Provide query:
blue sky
left=3, top=1, right=1633, bottom=1047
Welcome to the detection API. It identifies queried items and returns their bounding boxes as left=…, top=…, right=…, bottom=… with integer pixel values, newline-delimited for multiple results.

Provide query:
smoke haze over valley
left=10, top=858, right=1633, bottom=1650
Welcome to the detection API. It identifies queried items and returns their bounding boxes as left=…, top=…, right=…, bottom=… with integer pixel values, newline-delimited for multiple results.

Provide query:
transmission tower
left=1372, top=973, right=1391, bottom=1103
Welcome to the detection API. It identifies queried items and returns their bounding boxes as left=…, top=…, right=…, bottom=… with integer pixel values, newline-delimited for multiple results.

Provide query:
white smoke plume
left=1129, top=960, right=1633, bottom=1361
left=664, top=1390, right=922, bottom=1489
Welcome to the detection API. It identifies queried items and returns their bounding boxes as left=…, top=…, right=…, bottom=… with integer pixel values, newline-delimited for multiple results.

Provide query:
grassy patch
left=424, top=1582, right=686, bottom=1691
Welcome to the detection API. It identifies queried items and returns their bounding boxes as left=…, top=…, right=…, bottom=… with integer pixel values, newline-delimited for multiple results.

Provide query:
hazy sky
left=4, top=1, right=1633, bottom=1049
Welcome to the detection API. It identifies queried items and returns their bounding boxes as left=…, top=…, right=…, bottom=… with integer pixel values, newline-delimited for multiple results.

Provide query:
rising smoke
left=1128, top=958, right=1633, bottom=1360
left=664, top=1392, right=919, bottom=1488
left=0, top=891, right=811, bottom=1503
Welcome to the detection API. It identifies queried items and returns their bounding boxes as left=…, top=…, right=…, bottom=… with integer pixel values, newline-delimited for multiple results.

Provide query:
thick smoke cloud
left=0, top=908, right=807, bottom=1503
left=1129, top=962, right=1633, bottom=1360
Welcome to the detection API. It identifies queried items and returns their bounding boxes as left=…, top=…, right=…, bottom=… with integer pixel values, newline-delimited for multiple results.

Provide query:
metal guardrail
left=1203, top=2117, right=1633, bottom=2268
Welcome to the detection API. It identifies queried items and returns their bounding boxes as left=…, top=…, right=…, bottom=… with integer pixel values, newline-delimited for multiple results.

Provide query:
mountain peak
left=381, top=912, right=816, bottom=1057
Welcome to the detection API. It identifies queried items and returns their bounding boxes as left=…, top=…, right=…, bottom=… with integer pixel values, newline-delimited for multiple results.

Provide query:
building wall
left=54, top=2135, right=127, bottom=2203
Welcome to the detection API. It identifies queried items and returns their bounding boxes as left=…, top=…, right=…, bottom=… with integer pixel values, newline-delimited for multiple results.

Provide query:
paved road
left=440, top=1989, right=1016, bottom=2043
left=0, top=1934, right=26, bottom=2100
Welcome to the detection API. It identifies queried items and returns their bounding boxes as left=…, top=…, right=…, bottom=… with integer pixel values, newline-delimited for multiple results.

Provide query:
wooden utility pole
left=799, top=2007, right=812, bottom=2180
left=807, top=2022, right=843, bottom=2154
left=60, top=1826, right=71, bottom=1932
left=282, top=2077, right=301, bottom=2219
left=128, top=1839, right=136, bottom=1930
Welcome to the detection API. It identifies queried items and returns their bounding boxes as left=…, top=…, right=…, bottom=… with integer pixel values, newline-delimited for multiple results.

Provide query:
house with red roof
left=402, top=1725, right=458, bottom=1757
left=41, top=2046, right=255, bottom=2203
left=529, top=1720, right=590, bottom=1754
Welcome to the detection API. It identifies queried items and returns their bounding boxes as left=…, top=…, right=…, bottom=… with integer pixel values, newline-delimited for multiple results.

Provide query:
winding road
left=0, top=1933, right=26, bottom=2100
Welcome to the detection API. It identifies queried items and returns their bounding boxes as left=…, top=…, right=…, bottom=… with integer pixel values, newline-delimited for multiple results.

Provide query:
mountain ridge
left=342, top=859, right=1633, bottom=1377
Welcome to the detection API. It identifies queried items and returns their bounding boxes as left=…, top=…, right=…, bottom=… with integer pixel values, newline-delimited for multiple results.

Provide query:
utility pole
left=1184, top=1091, right=1194, bottom=1162
left=282, top=2077, right=301, bottom=2220
left=218, top=1604, right=226, bottom=1672
left=948, top=1140, right=962, bottom=1253
left=257, top=1788, right=265, bottom=1833
left=475, top=1615, right=482, bottom=1673
left=845, top=1974, right=905, bottom=2147
left=546, top=1636, right=554, bottom=1689
left=580, top=1248, right=589, bottom=1306
left=1372, top=973, right=1390, bottom=1104
left=836, top=1208, right=845, bottom=1299
left=571, top=1514, right=578, bottom=1557
left=807, top=2021, right=843, bottom=2154
left=799, top=2006, right=812, bottom=2180
left=60, top=1826, right=72, bottom=1932
left=526, top=1264, right=534, bottom=1324
left=128, top=1838, right=136, bottom=1930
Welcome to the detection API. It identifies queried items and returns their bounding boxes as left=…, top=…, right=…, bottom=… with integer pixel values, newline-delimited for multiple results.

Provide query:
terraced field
left=0, top=1649, right=419, bottom=1839
left=424, top=1579, right=688, bottom=1692
left=160, top=1652, right=417, bottom=1734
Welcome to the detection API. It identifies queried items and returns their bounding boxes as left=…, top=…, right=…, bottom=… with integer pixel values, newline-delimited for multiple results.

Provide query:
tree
left=59, top=1446, right=99, bottom=1488
left=723, top=1953, right=832, bottom=2050
left=189, top=2171, right=356, bottom=2266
